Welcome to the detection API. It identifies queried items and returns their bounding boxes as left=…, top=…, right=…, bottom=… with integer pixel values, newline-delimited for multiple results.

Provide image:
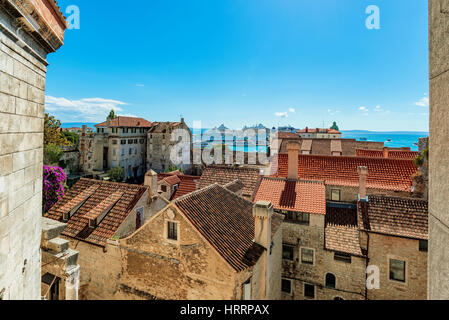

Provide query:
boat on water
left=386, top=139, right=392, bottom=142
left=359, top=137, right=367, bottom=141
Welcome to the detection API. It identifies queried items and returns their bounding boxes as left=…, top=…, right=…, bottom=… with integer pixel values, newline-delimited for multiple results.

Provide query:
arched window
left=325, top=273, right=336, bottom=288
left=333, top=296, right=344, bottom=301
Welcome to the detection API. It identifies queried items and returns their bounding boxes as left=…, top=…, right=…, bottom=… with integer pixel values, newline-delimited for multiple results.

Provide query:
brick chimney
left=253, top=201, right=273, bottom=299
left=82, top=125, right=87, bottom=137
left=144, top=170, right=158, bottom=197
left=383, top=147, right=389, bottom=158
left=287, top=141, right=299, bottom=180
left=357, top=166, right=368, bottom=201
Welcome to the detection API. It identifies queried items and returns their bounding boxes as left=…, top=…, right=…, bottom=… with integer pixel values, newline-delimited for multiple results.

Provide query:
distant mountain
left=342, top=130, right=429, bottom=135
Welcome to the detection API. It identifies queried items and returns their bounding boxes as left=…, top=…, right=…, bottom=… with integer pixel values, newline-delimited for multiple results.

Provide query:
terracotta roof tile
left=223, top=179, right=245, bottom=194
left=358, top=195, right=428, bottom=240
left=157, top=172, right=200, bottom=200
left=199, top=166, right=261, bottom=197
left=95, top=116, right=152, bottom=128
left=278, top=132, right=300, bottom=139
left=272, top=154, right=417, bottom=192
left=325, top=224, right=364, bottom=256
left=253, top=177, right=326, bottom=215
left=175, top=184, right=282, bottom=271
left=46, top=179, right=147, bottom=246
left=356, top=149, right=418, bottom=160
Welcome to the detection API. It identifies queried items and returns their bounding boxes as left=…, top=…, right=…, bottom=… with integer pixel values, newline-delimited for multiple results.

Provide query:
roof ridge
left=261, top=176, right=325, bottom=185
left=369, top=194, right=428, bottom=203
left=79, top=178, right=148, bottom=190
left=174, top=182, right=220, bottom=202
left=278, top=153, right=416, bottom=163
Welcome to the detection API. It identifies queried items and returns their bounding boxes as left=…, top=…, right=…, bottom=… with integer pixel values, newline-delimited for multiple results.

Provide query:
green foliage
left=165, top=164, right=184, bottom=174
left=108, top=166, right=124, bottom=182
left=44, top=144, right=63, bottom=165
left=61, top=131, right=79, bottom=146
left=414, top=147, right=429, bottom=167
left=422, top=147, right=429, bottom=160
left=44, top=113, right=69, bottom=146
left=331, top=121, right=339, bottom=131
left=107, top=109, right=118, bottom=120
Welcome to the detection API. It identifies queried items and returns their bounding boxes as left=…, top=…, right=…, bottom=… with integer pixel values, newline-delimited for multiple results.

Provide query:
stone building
left=146, top=119, right=192, bottom=173
left=80, top=117, right=152, bottom=180
left=0, top=0, right=66, bottom=300
left=297, top=127, right=342, bottom=139
left=254, top=141, right=428, bottom=300
left=428, top=0, right=449, bottom=299
left=156, top=170, right=199, bottom=201
left=44, top=175, right=169, bottom=299
left=253, top=167, right=366, bottom=300
left=358, top=195, right=428, bottom=300
left=46, top=176, right=283, bottom=300
left=41, top=217, right=80, bottom=300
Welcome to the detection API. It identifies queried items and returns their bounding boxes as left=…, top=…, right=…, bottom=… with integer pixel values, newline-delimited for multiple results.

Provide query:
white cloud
left=136, top=83, right=145, bottom=87
left=274, top=112, right=288, bottom=118
left=415, top=96, right=429, bottom=107
left=288, top=107, right=296, bottom=113
left=45, top=95, right=129, bottom=122
left=359, top=106, right=369, bottom=112
left=374, top=105, right=382, bottom=112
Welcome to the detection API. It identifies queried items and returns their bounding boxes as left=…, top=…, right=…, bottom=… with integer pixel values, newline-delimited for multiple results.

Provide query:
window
left=128, top=139, right=133, bottom=144
left=282, top=244, right=294, bottom=261
left=112, top=139, right=118, bottom=145
left=281, top=279, right=292, bottom=294
left=161, top=185, right=167, bottom=192
left=129, top=148, right=132, bottom=155
left=167, top=221, right=178, bottom=241
left=120, top=139, right=126, bottom=145
left=334, top=252, right=351, bottom=263
left=134, top=139, right=138, bottom=144
left=331, top=189, right=341, bottom=202
left=282, top=211, right=309, bottom=225
left=301, top=248, right=314, bottom=265
left=243, top=278, right=251, bottom=300
left=325, top=273, right=336, bottom=288
left=390, top=259, right=406, bottom=282
left=304, top=284, right=315, bottom=299
left=123, top=127, right=129, bottom=133
left=419, top=240, right=428, bottom=252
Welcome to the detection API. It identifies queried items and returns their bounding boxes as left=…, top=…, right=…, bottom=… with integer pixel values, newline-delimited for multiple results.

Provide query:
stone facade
left=281, top=214, right=366, bottom=300
left=0, top=0, right=66, bottom=300
left=428, top=0, right=449, bottom=299
left=363, top=232, right=427, bottom=300
left=147, top=119, right=192, bottom=173
left=63, top=202, right=282, bottom=300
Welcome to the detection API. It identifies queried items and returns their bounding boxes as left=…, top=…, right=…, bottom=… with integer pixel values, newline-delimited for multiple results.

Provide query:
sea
left=61, top=123, right=427, bottom=152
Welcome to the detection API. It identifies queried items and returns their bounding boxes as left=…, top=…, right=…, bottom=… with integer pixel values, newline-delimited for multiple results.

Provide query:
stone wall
left=325, top=185, right=412, bottom=203
left=429, top=0, right=449, bottom=299
left=0, top=0, right=65, bottom=300
left=280, top=215, right=366, bottom=300
left=366, top=233, right=427, bottom=300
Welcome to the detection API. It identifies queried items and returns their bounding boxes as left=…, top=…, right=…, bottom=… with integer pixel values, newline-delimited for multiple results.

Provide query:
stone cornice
left=2, top=0, right=67, bottom=53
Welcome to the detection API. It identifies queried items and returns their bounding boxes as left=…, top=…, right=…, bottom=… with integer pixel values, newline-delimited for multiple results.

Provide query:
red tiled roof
left=297, top=128, right=341, bottom=134
left=277, top=132, right=300, bottom=139
left=356, top=149, right=418, bottom=160
left=157, top=172, right=200, bottom=200
left=325, top=224, right=364, bottom=256
left=325, top=206, right=364, bottom=256
left=198, top=166, right=261, bottom=197
left=223, top=179, right=245, bottom=194
left=253, top=177, right=326, bottom=215
left=272, top=154, right=418, bottom=192
left=46, top=178, right=147, bottom=246
left=358, top=195, right=428, bottom=240
left=175, top=184, right=282, bottom=271
left=163, top=175, right=181, bottom=186
left=95, top=116, right=152, bottom=128
left=148, top=122, right=183, bottom=133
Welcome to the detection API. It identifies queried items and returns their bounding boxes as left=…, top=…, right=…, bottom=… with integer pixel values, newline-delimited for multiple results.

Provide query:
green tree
left=44, top=144, right=63, bottom=165
left=165, top=164, right=184, bottom=174
left=44, top=113, right=69, bottom=146
left=61, top=131, right=80, bottom=146
left=108, top=167, right=124, bottom=182
left=331, top=121, right=339, bottom=131
left=107, top=109, right=118, bottom=120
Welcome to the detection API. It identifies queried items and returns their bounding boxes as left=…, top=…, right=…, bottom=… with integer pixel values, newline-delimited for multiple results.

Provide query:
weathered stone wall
left=281, top=215, right=366, bottom=300
left=429, top=0, right=449, bottom=300
left=366, top=233, right=427, bottom=300
left=325, top=185, right=411, bottom=203
left=0, top=0, right=65, bottom=300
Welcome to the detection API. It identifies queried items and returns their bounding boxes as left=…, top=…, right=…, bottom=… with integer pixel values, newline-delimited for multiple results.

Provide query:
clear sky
left=46, top=0, right=429, bottom=131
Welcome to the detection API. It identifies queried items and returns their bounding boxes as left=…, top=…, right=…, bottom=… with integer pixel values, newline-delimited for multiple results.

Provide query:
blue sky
left=46, top=0, right=429, bottom=131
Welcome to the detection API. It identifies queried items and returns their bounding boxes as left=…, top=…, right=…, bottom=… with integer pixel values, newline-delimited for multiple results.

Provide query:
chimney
left=383, top=147, right=389, bottom=158
left=287, top=141, right=299, bottom=180
left=82, top=125, right=87, bottom=137
left=144, top=170, right=158, bottom=197
left=357, top=166, right=368, bottom=201
left=253, top=201, right=273, bottom=299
